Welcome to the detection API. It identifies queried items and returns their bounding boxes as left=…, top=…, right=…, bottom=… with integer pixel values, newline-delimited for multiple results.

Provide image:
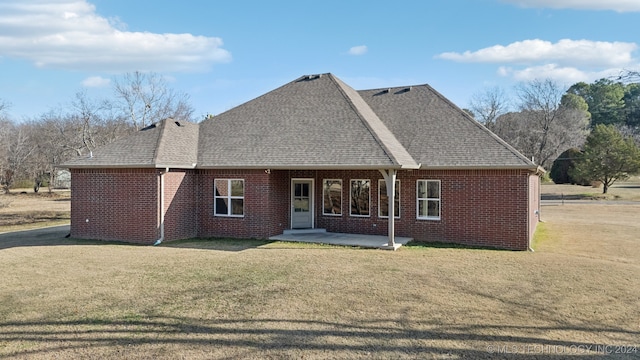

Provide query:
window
left=417, top=180, right=440, bottom=220
left=350, top=180, right=370, bottom=216
left=214, top=179, right=244, bottom=216
left=378, top=179, right=400, bottom=218
left=323, top=179, right=342, bottom=215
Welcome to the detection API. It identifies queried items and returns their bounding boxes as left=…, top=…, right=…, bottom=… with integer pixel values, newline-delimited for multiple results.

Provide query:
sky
left=0, top=0, right=639, bottom=120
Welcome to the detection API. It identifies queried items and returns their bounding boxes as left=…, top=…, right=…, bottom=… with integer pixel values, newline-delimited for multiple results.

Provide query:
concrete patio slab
left=269, top=229, right=412, bottom=250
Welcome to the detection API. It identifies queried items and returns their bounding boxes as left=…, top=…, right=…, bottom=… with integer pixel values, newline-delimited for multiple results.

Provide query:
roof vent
left=384, top=88, right=391, bottom=93
left=175, top=121, right=182, bottom=127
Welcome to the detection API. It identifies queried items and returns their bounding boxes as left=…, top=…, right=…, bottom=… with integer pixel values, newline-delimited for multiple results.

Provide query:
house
left=63, top=73, right=542, bottom=250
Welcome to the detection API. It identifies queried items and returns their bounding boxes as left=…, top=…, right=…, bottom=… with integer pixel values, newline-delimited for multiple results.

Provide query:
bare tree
left=0, top=124, right=36, bottom=193
left=0, top=99, right=8, bottom=115
left=492, top=79, right=590, bottom=169
left=27, top=94, right=135, bottom=192
left=113, top=71, right=194, bottom=130
left=468, top=86, right=511, bottom=129
left=617, top=69, right=640, bottom=83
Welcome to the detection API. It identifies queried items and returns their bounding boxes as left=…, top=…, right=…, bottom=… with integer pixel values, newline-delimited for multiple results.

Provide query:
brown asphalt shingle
left=359, top=84, right=534, bottom=168
left=63, top=73, right=536, bottom=171
left=62, top=119, right=198, bottom=168
left=197, top=74, right=415, bottom=169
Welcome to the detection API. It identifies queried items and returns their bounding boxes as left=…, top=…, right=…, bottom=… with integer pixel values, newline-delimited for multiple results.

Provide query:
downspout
left=528, top=170, right=543, bottom=252
left=528, top=175, right=534, bottom=252
left=154, top=167, right=168, bottom=245
left=379, top=169, right=397, bottom=249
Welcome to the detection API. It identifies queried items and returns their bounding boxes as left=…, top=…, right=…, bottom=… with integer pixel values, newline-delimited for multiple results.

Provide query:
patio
left=269, top=229, right=413, bottom=250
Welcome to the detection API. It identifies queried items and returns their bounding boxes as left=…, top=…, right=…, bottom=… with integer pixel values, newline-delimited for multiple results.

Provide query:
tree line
left=0, top=72, right=194, bottom=193
left=467, top=72, right=640, bottom=193
left=2, top=71, right=639, bottom=194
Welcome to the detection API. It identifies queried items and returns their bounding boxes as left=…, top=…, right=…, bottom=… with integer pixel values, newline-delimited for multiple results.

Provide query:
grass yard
left=541, top=176, right=640, bottom=201
left=0, top=187, right=638, bottom=358
left=0, top=213, right=638, bottom=358
left=0, top=190, right=70, bottom=232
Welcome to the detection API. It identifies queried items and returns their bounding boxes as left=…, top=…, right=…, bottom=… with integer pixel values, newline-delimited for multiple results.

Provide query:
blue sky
left=1, top=0, right=639, bottom=120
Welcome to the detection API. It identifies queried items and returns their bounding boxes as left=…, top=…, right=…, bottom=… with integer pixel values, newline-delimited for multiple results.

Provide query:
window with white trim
left=417, top=180, right=440, bottom=220
left=323, top=179, right=342, bottom=215
left=350, top=179, right=370, bottom=216
left=214, top=179, right=244, bottom=217
left=378, top=179, right=400, bottom=218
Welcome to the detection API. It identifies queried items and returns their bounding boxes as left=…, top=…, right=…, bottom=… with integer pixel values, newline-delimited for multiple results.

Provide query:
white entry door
left=292, top=180, right=313, bottom=229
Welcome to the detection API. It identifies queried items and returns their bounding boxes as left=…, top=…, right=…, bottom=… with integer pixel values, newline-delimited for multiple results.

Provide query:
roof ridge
left=152, top=118, right=169, bottom=166
left=328, top=74, right=419, bottom=169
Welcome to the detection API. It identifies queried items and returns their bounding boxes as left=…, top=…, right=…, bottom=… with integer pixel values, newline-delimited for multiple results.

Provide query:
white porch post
left=379, top=169, right=397, bottom=248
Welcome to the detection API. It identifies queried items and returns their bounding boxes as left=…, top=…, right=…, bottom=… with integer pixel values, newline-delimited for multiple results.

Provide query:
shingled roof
left=63, top=73, right=536, bottom=171
left=197, top=73, right=418, bottom=169
left=358, top=84, right=534, bottom=169
left=63, top=119, right=199, bottom=168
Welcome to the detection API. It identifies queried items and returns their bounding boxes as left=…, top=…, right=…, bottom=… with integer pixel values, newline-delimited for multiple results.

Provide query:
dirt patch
left=0, top=190, right=70, bottom=231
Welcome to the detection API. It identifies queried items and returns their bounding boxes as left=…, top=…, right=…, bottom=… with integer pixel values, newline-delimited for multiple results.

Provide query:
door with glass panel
left=292, top=180, right=313, bottom=228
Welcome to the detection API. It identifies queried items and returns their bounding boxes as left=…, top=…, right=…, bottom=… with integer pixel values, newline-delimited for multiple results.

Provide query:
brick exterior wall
left=163, top=170, right=198, bottom=241
left=310, top=169, right=534, bottom=250
left=197, top=169, right=289, bottom=239
left=70, top=167, right=540, bottom=250
left=70, top=168, right=160, bottom=244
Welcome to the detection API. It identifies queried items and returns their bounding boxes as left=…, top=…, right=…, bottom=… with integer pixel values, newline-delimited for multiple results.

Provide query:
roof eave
left=61, top=163, right=197, bottom=169
left=418, top=164, right=541, bottom=172
left=195, top=164, right=414, bottom=171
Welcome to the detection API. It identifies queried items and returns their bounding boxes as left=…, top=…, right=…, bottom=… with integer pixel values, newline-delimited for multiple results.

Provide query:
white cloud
left=81, top=75, right=110, bottom=87
left=438, top=38, right=638, bottom=84
left=0, top=0, right=231, bottom=72
left=502, top=0, right=640, bottom=12
left=348, top=45, right=368, bottom=56
left=437, top=39, right=637, bottom=68
left=497, top=64, right=619, bottom=84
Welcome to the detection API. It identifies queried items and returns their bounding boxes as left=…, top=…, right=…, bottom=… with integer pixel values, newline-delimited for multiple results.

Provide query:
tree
left=113, top=71, right=194, bottom=130
left=0, top=123, right=36, bottom=192
left=549, top=148, right=589, bottom=185
left=468, top=86, right=510, bottom=129
left=623, top=83, right=640, bottom=130
left=567, top=79, right=626, bottom=127
left=492, top=79, right=589, bottom=169
left=571, top=124, right=640, bottom=194
left=617, top=69, right=640, bottom=83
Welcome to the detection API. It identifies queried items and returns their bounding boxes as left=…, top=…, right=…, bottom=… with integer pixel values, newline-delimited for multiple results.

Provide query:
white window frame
left=417, top=180, right=441, bottom=220
left=214, top=179, right=245, bottom=217
left=378, top=179, right=400, bottom=219
left=322, top=179, right=342, bottom=216
left=350, top=179, right=371, bottom=217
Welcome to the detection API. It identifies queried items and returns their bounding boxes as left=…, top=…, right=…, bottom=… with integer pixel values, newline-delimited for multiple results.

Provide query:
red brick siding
left=197, top=169, right=289, bottom=239
left=70, top=168, right=159, bottom=244
left=313, top=169, right=532, bottom=250
left=71, top=167, right=537, bottom=250
left=163, top=170, right=197, bottom=241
